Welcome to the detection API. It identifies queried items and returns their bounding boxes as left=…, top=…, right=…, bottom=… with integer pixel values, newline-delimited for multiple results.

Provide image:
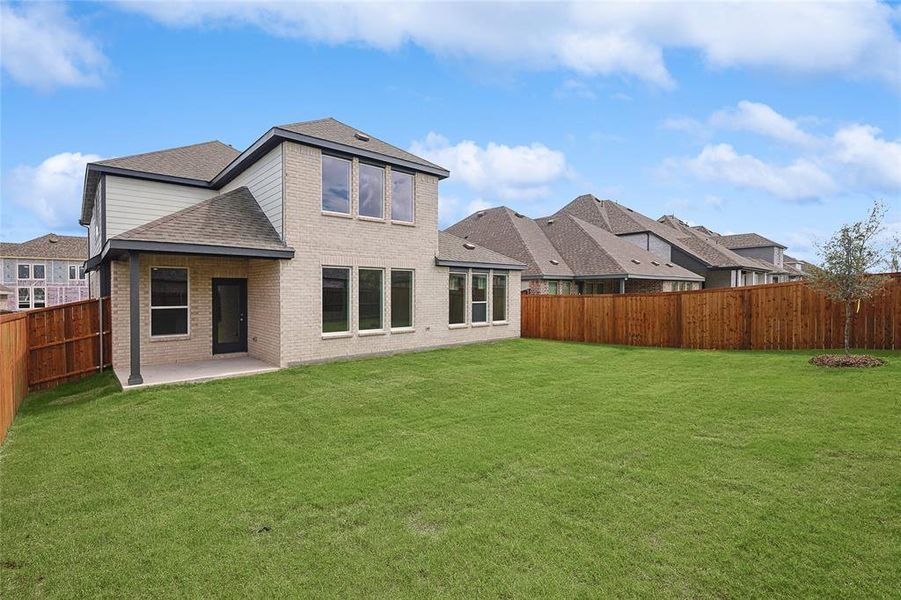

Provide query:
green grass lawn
left=2, top=340, right=899, bottom=598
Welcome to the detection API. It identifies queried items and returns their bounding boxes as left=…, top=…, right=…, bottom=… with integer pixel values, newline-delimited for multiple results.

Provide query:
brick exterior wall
left=111, top=254, right=280, bottom=369
left=279, top=141, right=520, bottom=366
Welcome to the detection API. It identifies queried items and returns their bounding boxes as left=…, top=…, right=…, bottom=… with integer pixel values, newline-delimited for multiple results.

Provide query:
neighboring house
left=665, top=223, right=806, bottom=283
left=81, top=118, right=524, bottom=386
left=0, top=234, right=90, bottom=311
left=783, top=255, right=814, bottom=279
left=446, top=206, right=704, bottom=293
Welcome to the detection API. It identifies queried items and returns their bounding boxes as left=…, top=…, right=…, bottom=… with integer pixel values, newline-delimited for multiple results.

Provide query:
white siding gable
left=221, top=144, right=283, bottom=239
left=89, top=181, right=103, bottom=257
left=105, top=176, right=217, bottom=238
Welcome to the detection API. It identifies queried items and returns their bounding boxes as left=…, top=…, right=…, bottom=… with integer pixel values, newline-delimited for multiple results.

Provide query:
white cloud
left=120, top=1, right=901, bottom=89
left=710, top=101, right=818, bottom=147
left=7, top=152, right=102, bottom=228
left=664, top=101, right=901, bottom=201
left=554, top=79, right=597, bottom=100
left=831, top=125, right=901, bottom=190
left=676, top=143, right=837, bottom=200
left=0, top=3, right=107, bottom=91
left=410, top=132, right=570, bottom=201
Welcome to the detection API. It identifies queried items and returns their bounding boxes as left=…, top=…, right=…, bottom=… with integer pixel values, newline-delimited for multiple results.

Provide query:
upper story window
left=322, top=155, right=351, bottom=214
left=17, top=264, right=30, bottom=280
left=69, top=265, right=86, bottom=280
left=391, top=171, right=414, bottom=223
left=359, top=164, right=385, bottom=219
left=32, top=264, right=46, bottom=280
left=150, top=267, right=189, bottom=337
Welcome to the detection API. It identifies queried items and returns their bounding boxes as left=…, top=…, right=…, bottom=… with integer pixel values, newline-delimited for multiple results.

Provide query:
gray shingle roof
left=538, top=215, right=704, bottom=280
left=445, top=207, right=574, bottom=278
left=114, top=187, right=288, bottom=251
left=437, top=232, right=525, bottom=268
left=277, top=118, right=446, bottom=173
left=1, top=234, right=87, bottom=259
left=713, top=233, right=787, bottom=250
left=96, top=141, right=240, bottom=181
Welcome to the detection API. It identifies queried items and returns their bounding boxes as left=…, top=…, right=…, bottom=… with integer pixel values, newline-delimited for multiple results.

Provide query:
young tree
left=809, top=201, right=891, bottom=354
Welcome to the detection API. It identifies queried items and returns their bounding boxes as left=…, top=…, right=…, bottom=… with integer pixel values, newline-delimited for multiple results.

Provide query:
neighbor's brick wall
left=111, top=254, right=280, bottom=369
left=279, top=141, right=519, bottom=366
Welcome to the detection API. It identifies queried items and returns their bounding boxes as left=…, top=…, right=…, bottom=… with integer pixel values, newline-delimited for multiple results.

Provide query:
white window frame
left=390, top=169, right=416, bottom=224
left=357, top=267, right=385, bottom=333
left=390, top=269, right=415, bottom=331
left=17, top=287, right=30, bottom=309
left=321, top=266, right=352, bottom=337
left=32, top=287, right=46, bottom=308
left=358, top=163, right=386, bottom=221
left=17, top=263, right=30, bottom=280
left=547, top=281, right=558, bottom=295
left=321, top=155, right=352, bottom=216
left=32, top=263, right=46, bottom=280
left=149, top=266, right=190, bottom=338
left=448, top=270, right=468, bottom=327
left=471, top=272, right=489, bottom=325
left=492, top=272, right=508, bottom=324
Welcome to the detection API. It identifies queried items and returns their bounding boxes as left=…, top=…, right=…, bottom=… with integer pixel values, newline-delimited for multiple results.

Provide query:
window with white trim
left=32, top=264, right=46, bottom=280
left=17, top=288, right=30, bottom=309
left=492, top=273, right=507, bottom=322
left=358, top=268, right=384, bottom=331
left=33, top=287, right=45, bottom=308
left=69, top=264, right=86, bottom=280
left=548, top=281, right=558, bottom=295
left=391, top=170, right=414, bottom=222
left=150, top=267, right=189, bottom=336
left=322, top=155, right=351, bottom=214
left=471, top=273, right=488, bottom=323
left=322, top=267, right=351, bottom=333
left=359, top=164, right=385, bottom=219
left=17, top=264, right=30, bottom=280
left=390, top=270, right=413, bottom=329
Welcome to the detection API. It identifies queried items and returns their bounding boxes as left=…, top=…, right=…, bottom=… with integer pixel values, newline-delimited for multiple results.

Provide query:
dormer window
left=322, top=155, right=351, bottom=214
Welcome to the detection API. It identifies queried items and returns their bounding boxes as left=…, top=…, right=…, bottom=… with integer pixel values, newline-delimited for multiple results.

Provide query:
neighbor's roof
left=277, top=118, right=445, bottom=172
left=436, top=232, right=525, bottom=270
left=538, top=215, right=704, bottom=281
left=0, top=234, right=87, bottom=259
left=114, top=187, right=288, bottom=252
left=81, top=117, right=448, bottom=225
left=713, top=232, right=787, bottom=250
left=655, top=214, right=771, bottom=271
left=445, top=206, right=574, bottom=278
left=556, top=196, right=764, bottom=271
left=95, top=141, right=240, bottom=182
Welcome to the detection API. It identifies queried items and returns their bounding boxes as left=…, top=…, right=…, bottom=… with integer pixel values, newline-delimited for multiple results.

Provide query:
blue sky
left=2, top=1, right=900, bottom=261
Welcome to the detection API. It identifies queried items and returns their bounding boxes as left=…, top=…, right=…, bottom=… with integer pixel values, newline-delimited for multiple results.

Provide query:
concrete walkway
left=114, top=356, right=279, bottom=389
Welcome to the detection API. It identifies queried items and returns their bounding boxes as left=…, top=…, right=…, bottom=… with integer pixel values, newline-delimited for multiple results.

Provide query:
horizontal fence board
left=522, top=277, right=900, bottom=351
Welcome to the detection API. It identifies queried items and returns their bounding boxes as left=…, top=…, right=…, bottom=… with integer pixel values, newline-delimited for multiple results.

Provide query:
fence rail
left=521, top=277, right=901, bottom=351
left=0, top=297, right=110, bottom=443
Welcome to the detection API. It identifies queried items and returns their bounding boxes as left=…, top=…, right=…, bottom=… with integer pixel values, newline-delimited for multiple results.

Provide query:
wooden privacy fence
left=521, top=277, right=901, bottom=350
left=0, top=297, right=111, bottom=443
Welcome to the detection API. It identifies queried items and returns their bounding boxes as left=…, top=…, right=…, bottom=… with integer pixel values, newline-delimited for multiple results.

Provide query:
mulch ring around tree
left=809, top=354, right=886, bottom=368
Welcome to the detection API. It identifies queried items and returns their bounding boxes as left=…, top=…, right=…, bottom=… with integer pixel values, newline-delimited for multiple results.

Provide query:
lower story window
left=322, top=267, right=350, bottom=333
left=548, top=281, right=558, bottom=295
left=391, top=270, right=413, bottom=328
left=150, top=267, right=189, bottom=336
left=492, top=273, right=507, bottom=322
left=449, top=272, right=466, bottom=325
left=17, top=288, right=30, bottom=309
left=33, top=287, right=45, bottom=308
left=471, top=273, right=488, bottom=323
left=358, top=268, right=384, bottom=331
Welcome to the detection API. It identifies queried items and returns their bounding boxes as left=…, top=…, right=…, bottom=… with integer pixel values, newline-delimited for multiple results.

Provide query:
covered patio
left=114, top=356, right=278, bottom=389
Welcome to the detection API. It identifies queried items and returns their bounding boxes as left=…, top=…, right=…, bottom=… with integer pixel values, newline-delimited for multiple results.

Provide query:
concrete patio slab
left=114, top=356, right=279, bottom=390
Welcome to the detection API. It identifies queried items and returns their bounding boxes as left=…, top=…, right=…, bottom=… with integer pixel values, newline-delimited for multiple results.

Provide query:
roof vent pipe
left=354, top=132, right=370, bottom=142
left=463, top=243, right=476, bottom=250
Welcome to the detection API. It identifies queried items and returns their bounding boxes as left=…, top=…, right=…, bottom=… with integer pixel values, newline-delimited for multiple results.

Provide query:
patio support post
left=127, top=251, right=143, bottom=385
left=619, top=279, right=626, bottom=294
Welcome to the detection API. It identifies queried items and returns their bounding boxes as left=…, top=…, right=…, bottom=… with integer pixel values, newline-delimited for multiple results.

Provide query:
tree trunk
left=844, top=300, right=852, bottom=355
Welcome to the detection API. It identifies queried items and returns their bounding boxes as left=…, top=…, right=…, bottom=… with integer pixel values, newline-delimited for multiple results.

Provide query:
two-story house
left=81, top=118, right=524, bottom=387
left=1, top=234, right=90, bottom=312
